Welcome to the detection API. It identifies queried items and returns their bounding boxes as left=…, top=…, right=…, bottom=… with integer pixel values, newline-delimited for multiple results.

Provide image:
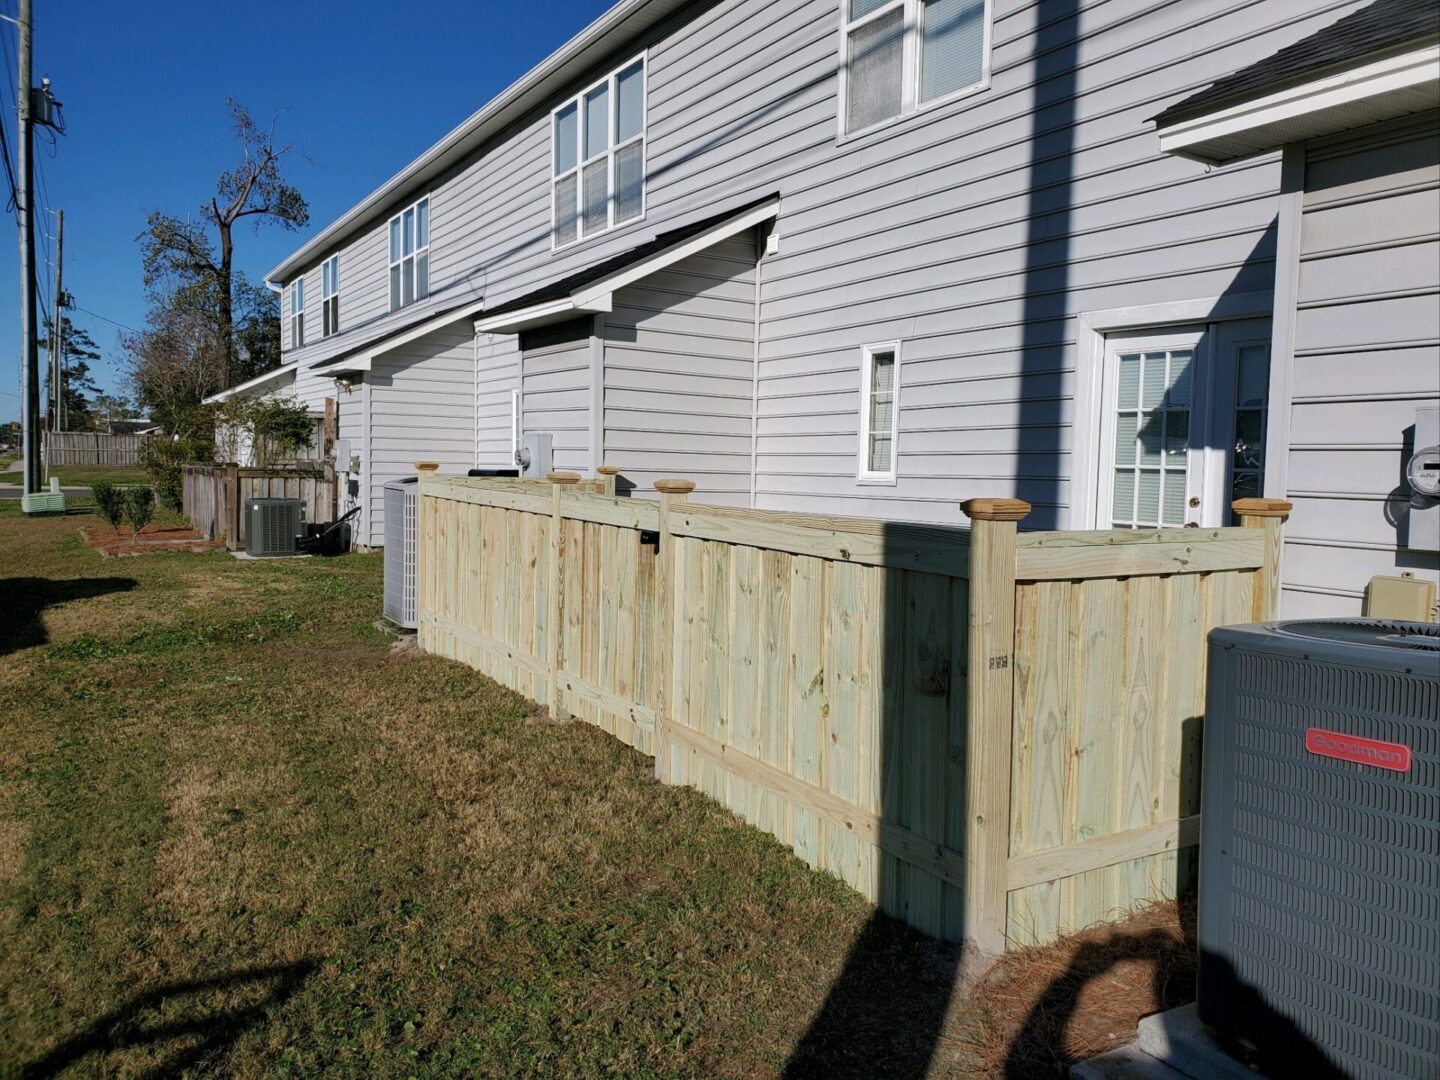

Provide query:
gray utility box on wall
left=1199, top=619, right=1440, bottom=1079
left=244, top=498, right=304, bottom=558
left=383, top=477, right=418, bottom=629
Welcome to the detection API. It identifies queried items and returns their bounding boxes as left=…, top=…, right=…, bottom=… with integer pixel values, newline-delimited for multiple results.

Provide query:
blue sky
left=0, top=0, right=611, bottom=421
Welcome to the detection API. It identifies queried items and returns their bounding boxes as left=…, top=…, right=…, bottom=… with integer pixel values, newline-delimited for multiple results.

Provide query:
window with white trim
left=321, top=255, right=340, bottom=337
left=858, top=342, right=901, bottom=482
left=288, top=278, right=305, bottom=349
left=841, top=0, right=990, bottom=135
left=388, top=196, right=429, bottom=312
left=552, top=55, right=646, bottom=248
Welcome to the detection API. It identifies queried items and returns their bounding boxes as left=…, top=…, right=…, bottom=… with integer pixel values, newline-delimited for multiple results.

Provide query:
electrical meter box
left=1407, top=405, right=1439, bottom=552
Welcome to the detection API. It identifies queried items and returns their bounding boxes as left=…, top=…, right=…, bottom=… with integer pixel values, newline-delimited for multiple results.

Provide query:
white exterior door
left=1096, top=319, right=1271, bottom=529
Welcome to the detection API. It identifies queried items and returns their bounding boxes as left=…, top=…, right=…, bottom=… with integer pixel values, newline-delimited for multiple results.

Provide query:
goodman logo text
left=1304, top=727, right=1412, bottom=773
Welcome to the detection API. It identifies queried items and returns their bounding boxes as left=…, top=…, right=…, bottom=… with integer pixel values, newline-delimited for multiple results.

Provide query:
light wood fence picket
left=419, top=471, right=1288, bottom=953
left=182, top=463, right=336, bottom=549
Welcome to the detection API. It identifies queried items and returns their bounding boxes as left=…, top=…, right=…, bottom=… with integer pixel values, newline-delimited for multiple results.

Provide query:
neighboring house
left=208, top=0, right=1437, bottom=614
left=201, top=361, right=331, bottom=469
left=1155, top=0, right=1439, bottom=616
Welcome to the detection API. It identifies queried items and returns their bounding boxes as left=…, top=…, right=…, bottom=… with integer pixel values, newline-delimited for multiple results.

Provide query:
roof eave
left=201, top=362, right=299, bottom=405
left=1156, top=44, right=1440, bottom=166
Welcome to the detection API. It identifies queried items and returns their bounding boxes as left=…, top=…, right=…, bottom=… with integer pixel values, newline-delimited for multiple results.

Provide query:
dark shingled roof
left=1154, top=0, right=1440, bottom=127
left=481, top=192, right=779, bottom=320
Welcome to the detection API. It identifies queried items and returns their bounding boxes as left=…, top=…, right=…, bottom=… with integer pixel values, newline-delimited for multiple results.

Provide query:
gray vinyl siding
left=278, top=0, right=1371, bottom=525
left=1280, top=110, right=1440, bottom=618
left=599, top=233, right=758, bottom=503
left=335, top=386, right=366, bottom=542
left=476, top=333, right=521, bottom=467
left=520, top=318, right=595, bottom=474
left=365, top=326, right=478, bottom=548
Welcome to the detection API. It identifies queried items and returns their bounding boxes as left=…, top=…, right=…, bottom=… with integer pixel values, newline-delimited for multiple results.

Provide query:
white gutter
left=1158, top=45, right=1440, bottom=164
left=265, top=0, right=680, bottom=285
left=202, top=361, right=298, bottom=404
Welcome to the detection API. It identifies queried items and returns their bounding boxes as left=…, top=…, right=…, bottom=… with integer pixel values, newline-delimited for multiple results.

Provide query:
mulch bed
left=958, top=899, right=1197, bottom=1078
left=80, top=523, right=225, bottom=558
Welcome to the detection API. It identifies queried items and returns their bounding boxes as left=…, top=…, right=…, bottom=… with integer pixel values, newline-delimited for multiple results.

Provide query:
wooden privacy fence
left=45, top=431, right=152, bottom=466
left=182, top=463, right=336, bottom=550
left=418, top=471, right=1288, bottom=953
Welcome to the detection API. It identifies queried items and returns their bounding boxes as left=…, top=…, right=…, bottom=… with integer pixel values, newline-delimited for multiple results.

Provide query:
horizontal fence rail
left=182, top=463, right=336, bottom=550
left=418, top=472, right=1288, bottom=955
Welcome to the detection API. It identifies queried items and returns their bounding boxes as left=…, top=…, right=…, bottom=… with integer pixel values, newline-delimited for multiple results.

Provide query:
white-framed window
left=389, top=196, right=429, bottom=312
left=551, top=54, right=646, bottom=248
left=839, top=0, right=991, bottom=136
left=857, top=341, right=901, bottom=483
left=288, top=277, right=305, bottom=349
left=321, top=254, right=340, bottom=337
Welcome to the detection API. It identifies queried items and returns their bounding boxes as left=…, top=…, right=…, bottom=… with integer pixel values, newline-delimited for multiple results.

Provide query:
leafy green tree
left=122, top=486, right=156, bottom=539
left=39, top=315, right=103, bottom=430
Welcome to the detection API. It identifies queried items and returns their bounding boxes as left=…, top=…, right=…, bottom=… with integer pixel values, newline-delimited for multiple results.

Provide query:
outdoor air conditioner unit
left=1199, top=618, right=1440, bottom=1079
left=383, top=476, right=418, bottom=629
left=244, top=498, right=305, bottom=558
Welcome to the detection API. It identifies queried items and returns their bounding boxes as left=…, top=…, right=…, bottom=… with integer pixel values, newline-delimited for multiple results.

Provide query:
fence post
left=652, top=478, right=695, bottom=782
left=546, top=472, right=582, bottom=717
left=596, top=464, right=620, bottom=497
left=224, top=463, right=241, bottom=550
left=960, top=497, right=1030, bottom=957
left=1233, top=498, right=1292, bottom=621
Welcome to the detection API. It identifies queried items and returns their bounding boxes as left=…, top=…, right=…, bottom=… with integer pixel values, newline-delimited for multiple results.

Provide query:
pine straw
left=958, top=899, right=1197, bottom=1078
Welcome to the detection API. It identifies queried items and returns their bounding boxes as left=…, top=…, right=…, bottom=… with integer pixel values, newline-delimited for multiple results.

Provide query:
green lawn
left=45, top=464, right=151, bottom=488
left=0, top=502, right=981, bottom=1078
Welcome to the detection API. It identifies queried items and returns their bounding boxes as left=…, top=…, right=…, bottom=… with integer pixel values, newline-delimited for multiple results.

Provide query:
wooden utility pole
left=48, top=208, right=64, bottom=431
left=16, top=0, right=40, bottom=493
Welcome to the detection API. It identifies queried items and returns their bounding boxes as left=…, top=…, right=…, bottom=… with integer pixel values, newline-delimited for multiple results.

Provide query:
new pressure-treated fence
left=182, top=463, right=336, bottom=550
left=45, top=431, right=152, bottom=466
left=418, top=471, right=1288, bottom=953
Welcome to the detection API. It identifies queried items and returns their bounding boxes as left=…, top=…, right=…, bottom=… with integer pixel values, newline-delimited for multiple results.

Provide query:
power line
left=70, top=304, right=140, bottom=334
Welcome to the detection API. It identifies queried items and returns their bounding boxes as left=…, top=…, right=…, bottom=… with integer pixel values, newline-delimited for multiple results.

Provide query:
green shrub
left=141, top=436, right=210, bottom=511
left=122, top=486, right=156, bottom=539
left=90, top=479, right=126, bottom=533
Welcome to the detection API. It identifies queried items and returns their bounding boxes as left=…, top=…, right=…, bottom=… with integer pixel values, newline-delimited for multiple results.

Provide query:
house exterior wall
left=476, top=333, right=522, bottom=467
left=519, top=318, right=594, bottom=474
left=335, top=385, right=366, bottom=539
left=365, top=326, right=478, bottom=547
left=1277, top=109, right=1440, bottom=617
left=274, top=0, right=1375, bottom=531
left=600, top=232, right=758, bottom=503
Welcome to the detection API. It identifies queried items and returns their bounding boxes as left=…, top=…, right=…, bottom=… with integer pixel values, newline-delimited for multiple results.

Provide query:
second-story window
left=389, top=196, right=429, bottom=312
left=552, top=55, right=646, bottom=248
left=289, top=278, right=305, bottom=349
left=321, top=255, right=340, bottom=337
left=841, top=0, right=990, bottom=135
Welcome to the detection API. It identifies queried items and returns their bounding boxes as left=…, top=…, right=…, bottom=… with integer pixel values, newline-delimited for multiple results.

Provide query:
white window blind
left=552, top=56, right=646, bottom=248
left=859, top=343, right=901, bottom=482
left=1110, top=348, right=1193, bottom=528
left=388, top=197, right=429, bottom=312
left=289, top=278, right=304, bottom=350
left=842, top=0, right=990, bottom=135
left=321, top=255, right=339, bottom=338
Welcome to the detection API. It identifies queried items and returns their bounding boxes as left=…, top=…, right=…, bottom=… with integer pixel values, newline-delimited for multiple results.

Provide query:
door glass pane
left=1228, top=343, right=1271, bottom=522
left=582, top=159, right=608, bottom=233
left=1141, top=353, right=1167, bottom=409
left=584, top=84, right=610, bottom=159
left=616, top=61, right=644, bottom=142
left=1115, top=414, right=1137, bottom=465
left=615, top=141, right=644, bottom=223
left=920, top=0, right=986, bottom=102
left=1111, top=469, right=1135, bottom=526
left=1163, top=471, right=1186, bottom=524
left=553, top=103, right=578, bottom=175
left=1237, top=345, right=1268, bottom=406
left=1164, top=411, right=1188, bottom=458
left=1136, top=470, right=1161, bottom=524
left=847, top=8, right=904, bottom=132
left=1168, top=350, right=1193, bottom=406
left=1138, top=414, right=1162, bottom=466
left=1117, top=353, right=1140, bottom=408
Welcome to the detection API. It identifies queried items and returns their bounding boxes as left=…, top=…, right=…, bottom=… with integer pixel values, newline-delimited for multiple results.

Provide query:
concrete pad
left=1136, top=1005, right=1262, bottom=1079
left=1070, top=1044, right=1187, bottom=1080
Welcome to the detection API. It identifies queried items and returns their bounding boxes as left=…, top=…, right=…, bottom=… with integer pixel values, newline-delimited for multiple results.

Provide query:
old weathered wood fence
left=45, top=431, right=152, bottom=466
left=182, top=463, right=336, bottom=550
left=417, top=471, right=1288, bottom=953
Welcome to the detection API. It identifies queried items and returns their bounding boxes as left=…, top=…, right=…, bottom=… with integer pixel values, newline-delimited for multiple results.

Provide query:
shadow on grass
left=22, top=959, right=320, bottom=1080
left=0, top=577, right=138, bottom=658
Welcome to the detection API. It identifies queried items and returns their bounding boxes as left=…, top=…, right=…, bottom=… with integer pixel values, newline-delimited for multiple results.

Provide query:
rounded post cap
left=653, top=479, right=696, bottom=495
left=414, top=461, right=440, bottom=473
left=962, top=497, right=1031, bottom=522
left=547, top=471, right=582, bottom=485
left=1232, top=497, right=1292, bottom=518
left=596, top=465, right=621, bottom=476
